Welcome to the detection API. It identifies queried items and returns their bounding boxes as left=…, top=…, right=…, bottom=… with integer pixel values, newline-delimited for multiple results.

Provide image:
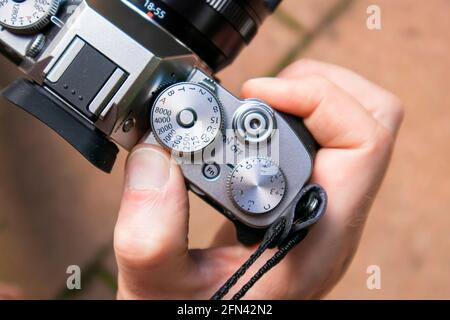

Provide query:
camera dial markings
left=150, top=82, right=223, bottom=154
left=228, top=157, right=286, bottom=215
left=0, top=0, right=61, bottom=34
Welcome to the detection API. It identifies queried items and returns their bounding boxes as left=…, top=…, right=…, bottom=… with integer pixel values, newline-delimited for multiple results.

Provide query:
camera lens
left=152, top=0, right=283, bottom=71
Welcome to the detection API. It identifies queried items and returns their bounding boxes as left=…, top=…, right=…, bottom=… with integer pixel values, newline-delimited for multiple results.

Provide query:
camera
left=0, top=0, right=326, bottom=245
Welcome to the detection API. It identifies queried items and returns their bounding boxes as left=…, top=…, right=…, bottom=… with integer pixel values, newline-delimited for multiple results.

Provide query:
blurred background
left=0, top=0, right=449, bottom=299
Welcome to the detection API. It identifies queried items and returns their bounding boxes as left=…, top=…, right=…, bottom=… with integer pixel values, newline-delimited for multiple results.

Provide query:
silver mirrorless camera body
left=0, top=0, right=326, bottom=244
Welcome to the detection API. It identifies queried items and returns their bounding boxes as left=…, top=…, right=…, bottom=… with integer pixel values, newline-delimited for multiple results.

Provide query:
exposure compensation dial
left=151, top=82, right=223, bottom=154
left=0, top=0, right=61, bottom=34
left=228, top=157, right=286, bottom=215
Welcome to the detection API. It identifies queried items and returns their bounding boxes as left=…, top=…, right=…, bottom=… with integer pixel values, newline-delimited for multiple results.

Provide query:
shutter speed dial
left=228, top=157, right=286, bottom=215
left=151, top=82, right=223, bottom=154
left=0, top=0, right=61, bottom=34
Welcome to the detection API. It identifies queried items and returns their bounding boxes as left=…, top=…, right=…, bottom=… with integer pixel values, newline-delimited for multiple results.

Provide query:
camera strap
left=211, top=218, right=308, bottom=300
left=211, top=184, right=327, bottom=300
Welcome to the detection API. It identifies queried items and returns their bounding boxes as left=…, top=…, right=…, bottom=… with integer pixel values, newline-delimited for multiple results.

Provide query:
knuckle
left=378, top=124, right=396, bottom=146
left=305, top=75, right=336, bottom=100
left=367, top=124, right=396, bottom=153
left=114, top=190, right=188, bottom=270
left=115, top=190, right=175, bottom=269
left=389, top=97, right=405, bottom=123
left=305, top=74, right=334, bottom=92
left=121, top=188, right=163, bottom=208
left=382, top=93, right=405, bottom=124
left=306, top=74, right=330, bottom=85
left=291, top=58, right=317, bottom=70
left=114, top=228, right=169, bottom=269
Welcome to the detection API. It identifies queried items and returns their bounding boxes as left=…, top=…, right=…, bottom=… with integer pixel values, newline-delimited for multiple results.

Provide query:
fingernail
left=126, top=147, right=170, bottom=191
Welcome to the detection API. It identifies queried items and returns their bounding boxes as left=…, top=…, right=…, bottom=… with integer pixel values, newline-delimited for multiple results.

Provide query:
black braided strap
left=231, top=229, right=309, bottom=300
left=210, top=218, right=287, bottom=300
left=210, top=184, right=327, bottom=300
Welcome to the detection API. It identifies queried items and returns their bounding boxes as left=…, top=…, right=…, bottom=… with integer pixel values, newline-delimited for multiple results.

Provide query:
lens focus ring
left=129, top=0, right=280, bottom=71
left=204, top=0, right=258, bottom=41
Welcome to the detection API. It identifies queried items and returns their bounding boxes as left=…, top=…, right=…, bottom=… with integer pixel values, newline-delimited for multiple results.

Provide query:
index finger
left=241, top=76, right=381, bottom=149
left=279, top=59, right=404, bottom=135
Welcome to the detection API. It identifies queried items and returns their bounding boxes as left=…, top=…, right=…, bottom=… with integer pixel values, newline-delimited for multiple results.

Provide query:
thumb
left=114, top=144, right=190, bottom=273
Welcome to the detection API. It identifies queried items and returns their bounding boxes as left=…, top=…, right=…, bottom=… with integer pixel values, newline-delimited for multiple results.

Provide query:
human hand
left=113, top=59, right=404, bottom=299
left=0, top=283, right=22, bottom=300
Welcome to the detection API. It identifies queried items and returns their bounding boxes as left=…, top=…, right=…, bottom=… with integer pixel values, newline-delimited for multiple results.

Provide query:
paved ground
left=0, top=0, right=449, bottom=299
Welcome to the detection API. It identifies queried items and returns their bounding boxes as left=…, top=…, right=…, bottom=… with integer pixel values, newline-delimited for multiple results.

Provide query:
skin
left=113, top=59, right=404, bottom=300
left=0, top=283, right=22, bottom=300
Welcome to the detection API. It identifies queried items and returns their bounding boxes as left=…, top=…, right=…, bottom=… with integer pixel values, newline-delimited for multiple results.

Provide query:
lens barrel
left=153, top=0, right=283, bottom=71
